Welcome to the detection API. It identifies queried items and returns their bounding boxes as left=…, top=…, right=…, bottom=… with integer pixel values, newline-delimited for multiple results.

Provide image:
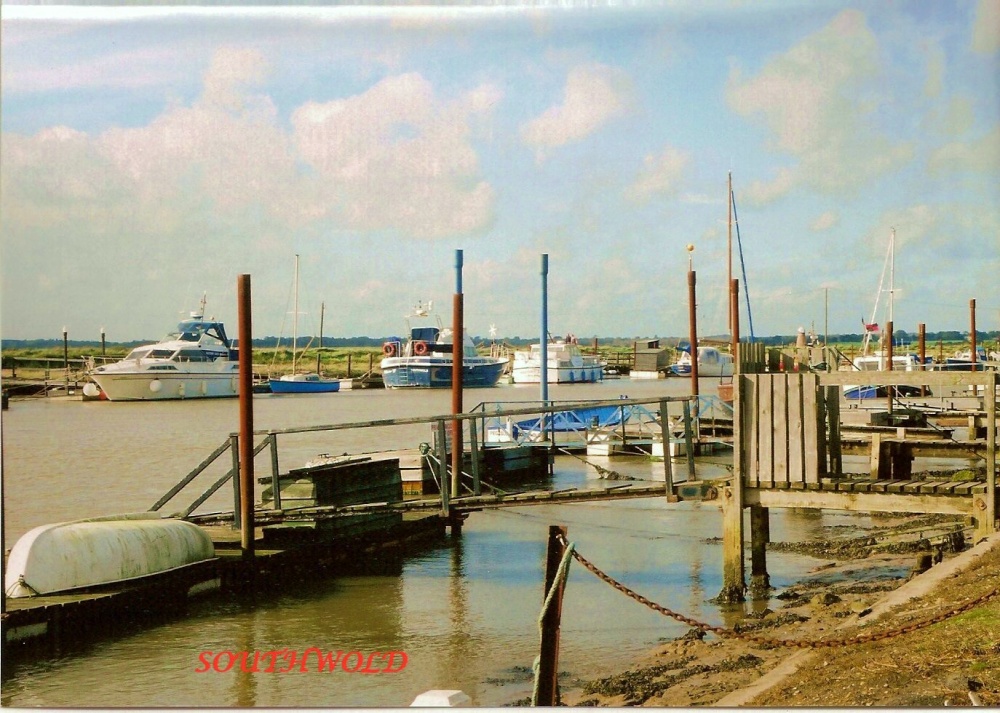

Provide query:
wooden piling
left=687, top=266, right=699, bottom=398
left=452, top=250, right=464, bottom=498
left=535, top=525, right=568, bottom=707
left=238, top=274, right=255, bottom=559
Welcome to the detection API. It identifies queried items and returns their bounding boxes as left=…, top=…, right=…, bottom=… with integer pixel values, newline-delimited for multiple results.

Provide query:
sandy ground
left=552, top=517, right=1000, bottom=708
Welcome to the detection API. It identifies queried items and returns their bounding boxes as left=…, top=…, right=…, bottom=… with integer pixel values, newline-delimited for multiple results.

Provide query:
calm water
left=2, top=378, right=865, bottom=707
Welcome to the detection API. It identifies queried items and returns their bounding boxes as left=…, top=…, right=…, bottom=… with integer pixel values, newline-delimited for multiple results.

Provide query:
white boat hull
left=4, top=513, right=216, bottom=598
left=91, top=368, right=240, bottom=401
left=511, top=364, right=604, bottom=384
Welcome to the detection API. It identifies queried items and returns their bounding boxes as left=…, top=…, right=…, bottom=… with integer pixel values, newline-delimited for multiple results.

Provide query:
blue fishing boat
left=380, top=301, right=506, bottom=389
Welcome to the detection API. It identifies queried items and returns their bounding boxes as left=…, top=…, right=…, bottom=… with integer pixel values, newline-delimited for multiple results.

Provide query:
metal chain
left=557, top=533, right=999, bottom=649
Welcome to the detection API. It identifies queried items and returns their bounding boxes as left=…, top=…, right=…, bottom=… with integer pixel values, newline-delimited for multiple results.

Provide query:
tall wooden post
left=100, top=327, right=106, bottom=357
left=452, top=249, right=464, bottom=497
left=687, top=253, right=700, bottom=398
left=237, top=274, right=255, bottom=559
left=535, top=525, right=568, bottom=707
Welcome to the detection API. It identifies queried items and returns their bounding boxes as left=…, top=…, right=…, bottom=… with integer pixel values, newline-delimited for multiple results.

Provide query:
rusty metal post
left=452, top=249, right=464, bottom=497
left=535, top=525, right=568, bottom=707
left=687, top=262, right=700, bottom=397
left=886, top=320, right=894, bottom=415
left=237, top=274, right=255, bottom=558
left=970, top=299, right=977, bottom=372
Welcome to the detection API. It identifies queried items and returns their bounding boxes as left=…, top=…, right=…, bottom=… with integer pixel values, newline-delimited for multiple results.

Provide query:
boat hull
left=268, top=377, right=341, bottom=394
left=381, top=357, right=505, bottom=388
left=90, top=369, right=240, bottom=401
left=4, top=513, right=215, bottom=598
left=511, top=364, right=604, bottom=384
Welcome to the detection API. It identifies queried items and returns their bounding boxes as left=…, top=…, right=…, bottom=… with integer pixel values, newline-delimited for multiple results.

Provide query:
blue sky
left=2, top=1, right=998, bottom=343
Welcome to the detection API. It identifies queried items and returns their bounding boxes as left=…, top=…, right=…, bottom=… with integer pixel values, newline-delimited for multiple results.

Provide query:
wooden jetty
left=720, top=360, right=997, bottom=602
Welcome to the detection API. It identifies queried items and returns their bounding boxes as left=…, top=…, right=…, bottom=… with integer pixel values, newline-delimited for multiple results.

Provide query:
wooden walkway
left=719, top=364, right=997, bottom=602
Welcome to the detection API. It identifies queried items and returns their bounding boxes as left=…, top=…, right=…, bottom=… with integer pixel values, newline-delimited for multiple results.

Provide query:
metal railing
left=151, top=394, right=700, bottom=524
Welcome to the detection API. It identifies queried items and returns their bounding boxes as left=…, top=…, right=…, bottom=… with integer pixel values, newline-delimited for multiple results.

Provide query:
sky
left=1, top=1, right=998, bottom=344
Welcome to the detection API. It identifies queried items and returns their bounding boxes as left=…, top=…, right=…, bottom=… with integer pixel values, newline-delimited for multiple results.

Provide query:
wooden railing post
left=437, top=419, right=450, bottom=517
left=230, top=434, right=241, bottom=530
left=469, top=418, right=481, bottom=496
left=659, top=399, right=676, bottom=499
left=682, top=400, right=696, bottom=480
left=269, top=433, right=281, bottom=510
left=535, top=525, right=568, bottom=707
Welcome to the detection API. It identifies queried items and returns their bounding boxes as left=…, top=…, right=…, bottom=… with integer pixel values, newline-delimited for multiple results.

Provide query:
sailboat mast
left=888, top=227, right=895, bottom=326
left=292, top=253, right=299, bottom=373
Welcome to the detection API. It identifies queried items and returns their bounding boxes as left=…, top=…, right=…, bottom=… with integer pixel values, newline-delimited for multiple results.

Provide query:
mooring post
left=535, top=525, right=568, bottom=707
left=540, top=254, right=552, bottom=463
left=238, top=274, right=255, bottom=559
left=452, top=249, right=464, bottom=498
left=437, top=419, right=450, bottom=518
left=686, top=246, right=700, bottom=408
left=659, top=399, right=676, bottom=500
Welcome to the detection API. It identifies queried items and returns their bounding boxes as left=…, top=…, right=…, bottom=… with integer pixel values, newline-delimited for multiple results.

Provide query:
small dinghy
left=4, top=513, right=215, bottom=598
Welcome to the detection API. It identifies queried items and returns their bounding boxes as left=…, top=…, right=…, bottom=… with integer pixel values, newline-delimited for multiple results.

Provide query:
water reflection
left=4, top=380, right=853, bottom=707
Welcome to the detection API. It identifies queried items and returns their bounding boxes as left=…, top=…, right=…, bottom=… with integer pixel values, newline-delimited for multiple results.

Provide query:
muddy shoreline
left=540, top=512, right=991, bottom=708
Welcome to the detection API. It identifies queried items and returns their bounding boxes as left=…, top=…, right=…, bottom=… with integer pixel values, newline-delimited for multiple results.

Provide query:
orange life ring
left=383, top=342, right=396, bottom=357
left=413, top=340, right=429, bottom=356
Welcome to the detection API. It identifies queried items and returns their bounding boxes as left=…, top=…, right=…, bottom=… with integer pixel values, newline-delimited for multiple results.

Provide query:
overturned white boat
left=4, top=513, right=215, bottom=598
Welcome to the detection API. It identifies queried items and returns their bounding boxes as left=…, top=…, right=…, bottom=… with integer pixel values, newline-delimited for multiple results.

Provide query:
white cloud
left=726, top=9, right=913, bottom=202
left=972, top=0, right=1000, bottom=54
left=520, top=63, right=632, bottom=161
left=291, top=72, right=501, bottom=238
left=625, top=146, right=689, bottom=204
left=929, top=125, right=1000, bottom=174
left=810, top=211, right=839, bottom=232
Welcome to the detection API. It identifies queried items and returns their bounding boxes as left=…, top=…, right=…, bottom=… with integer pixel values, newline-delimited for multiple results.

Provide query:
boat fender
left=413, top=341, right=428, bottom=356
left=383, top=342, right=397, bottom=357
